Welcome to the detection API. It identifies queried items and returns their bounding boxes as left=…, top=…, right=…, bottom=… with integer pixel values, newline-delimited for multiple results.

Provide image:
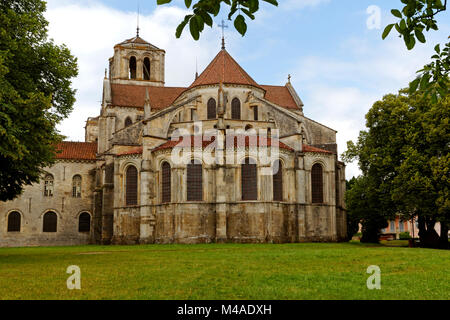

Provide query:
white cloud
left=281, top=0, right=331, bottom=10
left=45, top=0, right=223, bottom=141
left=293, top=34, right=447, bottom=178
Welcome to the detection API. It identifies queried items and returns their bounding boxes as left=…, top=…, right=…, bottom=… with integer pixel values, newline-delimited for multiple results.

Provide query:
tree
left=345, top=176, right=390, bottom=243
left=345, top=177, right=360, bottom=241
left=156, top=0, right=278, bottom=39
left=0, top=0, right=78, bottom=201
left=382, top=0, right=449, bottom=102
left=156, top=0, right=448, bottom=103
left=343, top=91, right=449, bottom=249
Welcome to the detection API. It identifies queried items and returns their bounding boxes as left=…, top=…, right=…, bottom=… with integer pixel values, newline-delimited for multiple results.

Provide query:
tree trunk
left=418, top=216, right=440, bottom=248
left=438, top=222, right=449, bottom=250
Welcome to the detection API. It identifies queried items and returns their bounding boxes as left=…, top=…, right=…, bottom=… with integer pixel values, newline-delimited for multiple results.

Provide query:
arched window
left=242, top=158, right=257, bottom=200
left=311, top=163, right=324, bottom=204
left=273, top=160, right=283, bottom=201
left=72, top=175, right=82, bottom=198
left=44, top=174, right=54, bottom=197
left=143, top=57, right=151, bottom=80
left=43, top=211, right=57, bottom=232
left=125, top=117, right=133, bottom=127
left=207, top=98, right=216, bottom=120
left=129, top=56, right=137, bottom=79
left=7, top=211, right=21, bottom=232
left=162, top=162, right=171, bottom=203
left=126, top=165, right=138, bottom=206
left=187, top=160, right=202, bottom=201
left=232, top=98, right=241, bottom=120
left=78, top=212, right=91, bottom=232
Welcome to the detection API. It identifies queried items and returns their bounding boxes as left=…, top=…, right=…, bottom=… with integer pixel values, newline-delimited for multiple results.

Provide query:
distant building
left=380, top=216, right=444, bottom=240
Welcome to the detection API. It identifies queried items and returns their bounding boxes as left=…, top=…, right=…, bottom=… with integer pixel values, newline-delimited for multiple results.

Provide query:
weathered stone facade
left=0, top=33, right=346, bottom=247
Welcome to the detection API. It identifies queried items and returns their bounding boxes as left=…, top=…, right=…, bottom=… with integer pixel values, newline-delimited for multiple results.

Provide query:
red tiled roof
left=55, top=142, right=97, bottom=161
left=190, top=49, right=260, bottom=89
left=109, top=50, right=301, bottom=111
left=303, top=145, right=332, bottom=154
left=117, top=146, right=143, bottom=156
left=111, top=84, right=186, bottom=109
left=261, top=85, right=299, bottom=110
left=153, top=135, right=293, bottom=152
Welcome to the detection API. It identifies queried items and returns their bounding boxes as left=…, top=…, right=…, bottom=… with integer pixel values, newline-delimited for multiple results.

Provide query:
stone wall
left=0, top=161, right=96, bottom=247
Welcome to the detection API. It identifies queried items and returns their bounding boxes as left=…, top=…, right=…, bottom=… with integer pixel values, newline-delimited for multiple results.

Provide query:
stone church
left=0, top=32, right=347, bottom=247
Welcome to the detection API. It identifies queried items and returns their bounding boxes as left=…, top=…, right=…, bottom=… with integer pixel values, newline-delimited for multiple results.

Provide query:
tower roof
left=116, top=35, right=161, bottom=50
left=190, top=49, right=260, bottom=89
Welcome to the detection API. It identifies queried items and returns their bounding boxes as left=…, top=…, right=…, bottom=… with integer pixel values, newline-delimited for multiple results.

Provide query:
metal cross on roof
left=218, top=19, right=228, bottom=49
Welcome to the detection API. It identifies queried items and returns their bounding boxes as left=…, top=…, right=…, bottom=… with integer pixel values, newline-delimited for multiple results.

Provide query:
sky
left=44, top=0, right=450, bottom=178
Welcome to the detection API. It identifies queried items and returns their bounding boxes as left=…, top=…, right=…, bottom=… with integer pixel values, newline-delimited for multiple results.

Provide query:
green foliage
left=382, top=0, right=446, bottom=49
left=157, top=0, right=278, bottom=39
left=399, top=231, right=412, bottom=240
left=345, top=175, right=390, bottom=243
left=343, top=91, right=450, bottom=248
left=382, top=1, right=449, bottom=101
left=0, top=0, right=78, bottom=201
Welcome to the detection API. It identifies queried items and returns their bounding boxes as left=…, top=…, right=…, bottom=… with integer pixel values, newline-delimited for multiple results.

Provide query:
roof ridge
left=190, top=49, right=260, bottom=89
left=224, top=50, right=259, bottom=86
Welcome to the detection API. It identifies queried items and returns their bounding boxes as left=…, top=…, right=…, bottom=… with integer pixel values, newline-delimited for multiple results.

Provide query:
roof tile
left=190, top=49, right=260, bottom=89
left=55, top=142, right=97, bottom=161
left=261, top=85, right=299, bottom=110
left=303, top=145, right=333, bottom=154
left=111, top=84, right=185, bottom=109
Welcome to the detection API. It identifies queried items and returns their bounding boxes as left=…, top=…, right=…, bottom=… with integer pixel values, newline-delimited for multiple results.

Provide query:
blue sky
left=45, top=0, right=450, bottom=177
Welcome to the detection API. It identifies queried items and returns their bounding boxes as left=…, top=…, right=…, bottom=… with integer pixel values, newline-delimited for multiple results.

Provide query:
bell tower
left=108, top=33, right=165, bottom=86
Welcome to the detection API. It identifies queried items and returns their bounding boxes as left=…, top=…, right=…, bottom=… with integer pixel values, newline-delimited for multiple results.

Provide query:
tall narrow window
left=191, top=109, right=197, bottom=121
left=242, top=158, right=257, bottom=200
left=7, top=211, right=21, bottom=232
left=43, top=211, right=57, bottom=232
left=143, top=57, right=151, bottom=80
left=253, top=106, right=258, bottom=121
left=78, top=212, right=91, bottom=232
left=273, top=160, right=283, bottom=201
left=72, top=175, right=82, bottom=198
left=126, top=165, right=138, bottom=206
left=162, top=162, right=171, bottom=203
left=129, top=56, right=137, bottom=79
left=125, top=117, right=132, bottom=127
left=207, top=98, right=216, bottom=119
left=187, top=160, right=202, bottom=201
left=335, top=169, right=340, bottom=205
left=232, top=98, right=241, bottom=120
left=311, top=163, right=323, bottom=204
left=44, top=174, right=54, bottom=197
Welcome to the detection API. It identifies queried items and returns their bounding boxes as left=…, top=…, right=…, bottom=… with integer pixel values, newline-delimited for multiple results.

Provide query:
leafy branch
left=382, top=0, right=449, bottom=101
left=156, top=0, right=278, bottom=40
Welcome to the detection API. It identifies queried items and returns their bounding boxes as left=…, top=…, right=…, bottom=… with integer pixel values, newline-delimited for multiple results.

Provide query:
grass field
left=0, top=242, right=448, bottom=300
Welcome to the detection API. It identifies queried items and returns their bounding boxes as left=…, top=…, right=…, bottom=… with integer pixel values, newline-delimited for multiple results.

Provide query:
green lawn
left=0, top=242, right=448, bottom=300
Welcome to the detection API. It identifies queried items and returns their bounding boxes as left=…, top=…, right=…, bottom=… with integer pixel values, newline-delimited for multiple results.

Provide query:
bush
left=399, top=231, right=411, bottom=240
